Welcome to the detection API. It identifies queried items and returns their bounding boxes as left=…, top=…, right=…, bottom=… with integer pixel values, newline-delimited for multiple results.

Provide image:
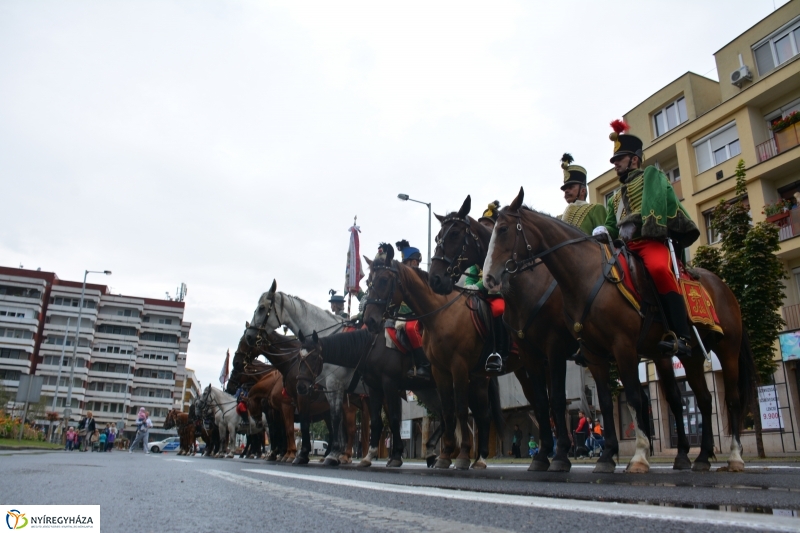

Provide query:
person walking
left=511, top=425, right=522, bottom=458
left=78, top=412, right=96, bottom=452
left=70, top=428, right=79, bottom=451
left=129, top=410, right=153, bottom=453
left=575, top=410, right=590, bottom=458
left=106, top=425, right=116, bottom=452
left=98, top=429, right=107, bottom=452
left=65, top=427, right=75, bottom=451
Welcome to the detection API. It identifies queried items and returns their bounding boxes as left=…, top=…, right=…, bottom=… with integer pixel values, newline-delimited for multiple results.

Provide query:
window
left=91, top=362, right=130, bottom=374
left=604, top=189, right=618, bottom=209
left=135, top=369, right=173, bottom=380
left=116, top=309, right=134, bottom=317
left=694, top=122, right=741, bottom=173
left=140, top=332, right=178, bottom=344
left=43, top=355, right=87, bottom=367
left=0, top=328, right=33, bottom=339
left=157, top=318, right=172, bottom=325
left=653, top=97, right=688, bottom=138
left=0, top=285, right=42, bottom=299
left=0, top=348, right=28, bottom=360
left=665, top=167, right=681, bottom=183
left=704, top=212, right=721, bottom=244
left=754, top=18, right=800, bottom=76
left=96, top=324, right=138, bottom=337
left=0, top=369, right=21, bottom=381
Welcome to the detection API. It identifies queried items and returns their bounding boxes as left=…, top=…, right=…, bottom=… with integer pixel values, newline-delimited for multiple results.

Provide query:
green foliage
left=698, top=159, right=784, bottom=385
left=309, top=420, right=329, bottom=441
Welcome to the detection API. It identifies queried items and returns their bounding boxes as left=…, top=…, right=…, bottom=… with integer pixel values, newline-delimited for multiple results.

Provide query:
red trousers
left=404, top=320, right=423, bottom=349
left=627, top=239, right=680, bottom=295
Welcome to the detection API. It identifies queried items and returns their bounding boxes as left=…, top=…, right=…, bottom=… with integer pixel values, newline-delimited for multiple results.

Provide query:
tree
left=692, top=159, right=785, bottom=458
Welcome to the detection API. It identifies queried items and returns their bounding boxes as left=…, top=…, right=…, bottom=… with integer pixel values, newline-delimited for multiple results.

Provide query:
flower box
left=774, top=122, right=800, bottom=153
left=766, top=211, right=790, bottom=223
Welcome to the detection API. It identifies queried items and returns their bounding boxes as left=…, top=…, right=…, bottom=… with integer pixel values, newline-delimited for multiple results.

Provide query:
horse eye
left=497, top=225, right=508, bottom=234
left=258, top=305, right=265, bottom=312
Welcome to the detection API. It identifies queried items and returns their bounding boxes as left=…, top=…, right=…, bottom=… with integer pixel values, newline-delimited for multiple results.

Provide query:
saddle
left=384, top=321, right=423, bottom=354
left=604, top=242, right=723, bottom=335
left=466, top=293, right=517, bottom=371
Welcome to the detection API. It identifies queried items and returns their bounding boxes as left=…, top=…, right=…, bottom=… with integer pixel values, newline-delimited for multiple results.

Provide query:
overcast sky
left=1, top=0, right=788, bottom=389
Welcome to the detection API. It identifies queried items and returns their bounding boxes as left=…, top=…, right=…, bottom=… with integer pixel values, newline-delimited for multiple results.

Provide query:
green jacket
left=604, top=166, right=700, bottom=248
left=558, top=201, right=608, bottom=235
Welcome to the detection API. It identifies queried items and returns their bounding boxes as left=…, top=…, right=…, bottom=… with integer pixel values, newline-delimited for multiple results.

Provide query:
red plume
left=610, top=119, right=629, bottom=134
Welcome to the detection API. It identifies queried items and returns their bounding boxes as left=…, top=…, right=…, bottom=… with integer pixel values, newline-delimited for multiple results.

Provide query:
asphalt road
left=2, top=450, right=800, bottom=532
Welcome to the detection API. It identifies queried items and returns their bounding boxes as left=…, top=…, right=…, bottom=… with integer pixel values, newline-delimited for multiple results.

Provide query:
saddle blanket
left=385, top=320, right=423, bottom=354
left=603, top=244, right=723, bottom=334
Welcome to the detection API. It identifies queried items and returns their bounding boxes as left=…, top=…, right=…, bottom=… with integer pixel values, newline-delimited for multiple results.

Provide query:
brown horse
left=429, top=195, right=697, bottom=473
left=164, top=408, right=195, bottom=456
left=483, top=188, right=757, bottom=473
left=363, top=246, right=505, bottom=470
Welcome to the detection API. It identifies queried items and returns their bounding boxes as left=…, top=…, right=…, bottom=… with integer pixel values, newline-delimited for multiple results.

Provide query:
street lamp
left=63, top=270, right=111, bottom=426
left=48, top=316, right=71, bottom=442
left=397, top=194, right=431, bottom=269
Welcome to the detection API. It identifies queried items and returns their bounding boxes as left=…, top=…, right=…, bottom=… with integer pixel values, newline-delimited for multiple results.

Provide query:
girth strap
left=506, top=279, right=557, bottom=339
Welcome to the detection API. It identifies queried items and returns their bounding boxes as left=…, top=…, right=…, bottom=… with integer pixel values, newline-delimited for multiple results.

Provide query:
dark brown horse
left=483, top=188, right=757, bottom=473
left=363, top=246, right=504, bottom=470
left=164, top=408, right=195, bottom=456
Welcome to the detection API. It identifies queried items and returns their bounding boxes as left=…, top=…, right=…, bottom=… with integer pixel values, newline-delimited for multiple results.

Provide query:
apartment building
left=588, top=1, right=800, bottom=456
left=0, top=266, right=191, bottom=440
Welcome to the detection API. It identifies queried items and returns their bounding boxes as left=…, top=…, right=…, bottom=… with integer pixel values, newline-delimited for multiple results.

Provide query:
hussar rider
left=557, top=153, right=607, bottom=234
left=395, top=240, right=432, bottom=380
left=328, top=289, right=348, bottom=320
left=596, top=120, right=700, bottom=356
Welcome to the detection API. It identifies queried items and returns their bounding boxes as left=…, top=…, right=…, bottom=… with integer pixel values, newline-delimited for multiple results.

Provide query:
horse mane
left=316, top=329, right=374, bottom=368
left=517, top=204, right=587, bottom=239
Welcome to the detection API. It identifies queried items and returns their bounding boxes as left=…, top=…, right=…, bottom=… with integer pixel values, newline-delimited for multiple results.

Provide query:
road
left=1, top=450, right=800, bottom=532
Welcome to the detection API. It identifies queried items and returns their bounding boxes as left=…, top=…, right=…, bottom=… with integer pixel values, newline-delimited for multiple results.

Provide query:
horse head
left=484, top=187, right=529, bottom=292
left=295, top=330, right=323, bottom=397
left=362, top=243, right=403, bottom=334
left=429, top=195, right=489, bottom=295
left=245, top=280, right=280, bottom=346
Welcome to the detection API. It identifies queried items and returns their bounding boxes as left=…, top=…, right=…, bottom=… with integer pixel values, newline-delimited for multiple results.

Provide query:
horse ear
left=434, top=213, right=446, bottom=223
left=245, top=321, right=250, bottom=328
left=458, top=195, right=471, bottom=218
left=312, top=330, right=319, bottom=343
left=364, top=256, right=373, bottom=267
left=297, top=331, right=306, bottom=343
left=509, top=187, right=524, bottom=211
left=268, top=279, right=277, bottom=297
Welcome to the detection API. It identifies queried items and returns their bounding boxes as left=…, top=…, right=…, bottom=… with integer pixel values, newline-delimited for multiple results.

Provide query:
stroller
left=585, top=434, right=605, bottom=458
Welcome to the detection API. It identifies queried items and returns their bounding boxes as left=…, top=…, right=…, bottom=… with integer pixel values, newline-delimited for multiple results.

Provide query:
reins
left=432, top=215, right=484, bottom=280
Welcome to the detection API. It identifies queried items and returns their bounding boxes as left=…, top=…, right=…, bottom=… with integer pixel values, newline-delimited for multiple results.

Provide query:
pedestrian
left=106, top=425, right=116, bottom=452
left=512, top=424, right=522, bottom=458
left=90, top=429, right=100, bottom=452
left=65, top=427, right=75, bottom=451
left=528, top=434, right=538, bottom=458
left=70, top=427, right=79, bottom=451
left=78, top=412, right=96, bottom=452
left=98, top=429, right=107, bottom=452
left=593, top=419, right=603, bottom=437
left=129, top=410, right=153, bottom=453
left=575, top=410, right=590, bottom=458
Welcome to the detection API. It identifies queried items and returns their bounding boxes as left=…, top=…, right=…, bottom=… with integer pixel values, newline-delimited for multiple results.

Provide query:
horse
left=164, top=409, right=195, bottom=456
left=244, top=280, right=364, bottom=466
left=189, top=399, right=220, bottom=457
left=294, top=328, right=447, bottom=468
left=197, top=385, right=240, bottom=458
left=362, top=245, right=504, bottom=470
left=483, top=187, right=757, bottom=473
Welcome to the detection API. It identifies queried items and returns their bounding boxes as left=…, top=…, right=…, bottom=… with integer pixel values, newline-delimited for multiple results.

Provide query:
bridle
left=248, top=294, right=283, bottom=348
left=432, top=215, right=484, bottom=280
left=295, top=346, right=325, bottom=397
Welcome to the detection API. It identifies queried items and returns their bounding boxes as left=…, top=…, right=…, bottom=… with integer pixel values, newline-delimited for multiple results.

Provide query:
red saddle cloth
left=386, top=320, right=423, bottom=354
left=605, top=244, right=723, bottom=334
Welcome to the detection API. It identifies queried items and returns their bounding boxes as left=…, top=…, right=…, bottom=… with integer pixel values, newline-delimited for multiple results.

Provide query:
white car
left=147, top=436, right=181, bottom=453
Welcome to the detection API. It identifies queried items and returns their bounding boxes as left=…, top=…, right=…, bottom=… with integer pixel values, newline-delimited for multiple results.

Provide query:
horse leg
left=585, top=359, right=617, bottom=473
left=323, top=395, right=343, bottom=466
left=385, top=383, right=404, bottom=467
left=467, top=377, right=491, bottom=469
left=653, top=358, right=691, bottom=470
left=547, top=354, right=572, bottom=472
left=293, top=410, right=312, bottom=465
left=432, top=368, right=457, bottom=469
left=681, top=355, right=716, bottom=471
left=452, top=365, right=473, bottom=470
left=359, top=386, right=384, bottom=467
left=341, top=397, right=357, bottom=465
left=618, top=362, right=650, bottom=474
left=414, top=389, right=443, bottom=467
left=281, top=402, right=297, bottom=463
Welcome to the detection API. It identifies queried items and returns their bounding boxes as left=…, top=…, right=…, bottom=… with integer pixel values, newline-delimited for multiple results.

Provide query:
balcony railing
left=767, top=208, right=800, bottom=241
left=757, top=124, right=800, bottom=163
left=757, top=138, right=779, bottom=162
left=783, top=303, right=800, bottom=332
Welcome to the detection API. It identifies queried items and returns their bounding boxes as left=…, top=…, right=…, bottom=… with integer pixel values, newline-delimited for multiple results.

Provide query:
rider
left=557, top=153, right=607, bottom=234
left=597, top=120, right=700, bottom=356
left=395, top=239, right=432, bottom=381
left=235, top=385, right=249, bottom=425
left=328, top=289, right=348, bottom=319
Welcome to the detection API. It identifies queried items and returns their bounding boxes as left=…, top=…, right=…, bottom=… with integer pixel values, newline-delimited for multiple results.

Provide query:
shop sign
left=400, top=419, right=412, bottom=439
left=758, top=385, right=784, bottom=430
left=779, top=330, right=800, bottom=362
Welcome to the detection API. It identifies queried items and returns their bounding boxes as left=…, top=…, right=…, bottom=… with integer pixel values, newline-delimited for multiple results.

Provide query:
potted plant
left=772, top=111, right=800, bottom=152
left=763, top=199, right=792, bottom=222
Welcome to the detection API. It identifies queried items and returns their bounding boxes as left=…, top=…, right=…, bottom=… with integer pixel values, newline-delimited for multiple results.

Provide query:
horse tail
left=488, top=376, right=505, bottom=436
left=735, top=328, right=758, bottom=432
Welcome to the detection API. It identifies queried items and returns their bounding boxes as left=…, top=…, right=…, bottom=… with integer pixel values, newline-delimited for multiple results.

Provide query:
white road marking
left=206, top=469, right=513, bottom=533
left=242, top=467, right=800, bottom=532
left=168, top=458, right=194, bottom=462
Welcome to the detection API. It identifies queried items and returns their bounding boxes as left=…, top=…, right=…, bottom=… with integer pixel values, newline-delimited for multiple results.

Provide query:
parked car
left=311, top=440, right=328, bottom=456
left=148, top=436, right=181, bottom=453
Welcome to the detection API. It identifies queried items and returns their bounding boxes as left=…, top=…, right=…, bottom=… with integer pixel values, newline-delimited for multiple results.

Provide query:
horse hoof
left=292, top=456, right=309, bottom=465
left=358, top=459, right=372, bottom=467
left=547, top=460, right=572, bottom=473
left=625, top=461, right=649, bottom=474
left=593, top=461, right=616, bottom=474
left=691, top=460, right=711, bottom=472
left=426, top=455, right=437, bottom=468
left=454, top=458, right=471, bottom=470
left=673, top=455, right=692, bottom=470
left=386, top=458, right=403, bottom=468
left=434, top=458, right=451, bottom=469
left=471, top=458, right=487, bottom=469
left=528, top=459, right=550, bottom=472
left=727, top=460, right=745, bottom=472
left=323, top=457, right=340, bottom=467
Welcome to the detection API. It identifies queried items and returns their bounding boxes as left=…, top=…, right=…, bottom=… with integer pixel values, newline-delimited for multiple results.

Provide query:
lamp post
left=397, top=194, right=431, bottom=269
left=48, top=316, right=71, bottom=442
left=63, top=270, right=111, bottom=426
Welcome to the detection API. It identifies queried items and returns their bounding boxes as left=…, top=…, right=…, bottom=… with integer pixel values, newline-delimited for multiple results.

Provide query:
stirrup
left=658, top=331, right=692, bottom=356
left=485, top=353, right=503, bottom=373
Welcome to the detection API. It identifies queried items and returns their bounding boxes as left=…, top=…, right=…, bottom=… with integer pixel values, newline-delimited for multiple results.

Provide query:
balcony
left=767, top=209, right=800, bottom=241
left=757, top=124, right=800, bottom=163
left=783, top=303, right=800, bottom=332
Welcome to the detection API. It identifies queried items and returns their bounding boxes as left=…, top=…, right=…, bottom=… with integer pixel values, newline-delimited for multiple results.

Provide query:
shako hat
left=478, top=201, right=501, bottom=224
left=560, top=153, right=587, bottom=190
left=609, top=119, right=644, bottom=163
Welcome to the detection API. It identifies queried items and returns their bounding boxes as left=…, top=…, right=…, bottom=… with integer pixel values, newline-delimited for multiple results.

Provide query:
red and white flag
left=219, top=349, right=230, bottom=386
left=345, top=222, right=364, bottom=295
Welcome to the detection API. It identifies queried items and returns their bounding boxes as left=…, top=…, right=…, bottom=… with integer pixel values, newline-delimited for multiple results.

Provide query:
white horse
left=244, top=280, right=361, bottom=466
left=198, top=385, right=239, bottom=459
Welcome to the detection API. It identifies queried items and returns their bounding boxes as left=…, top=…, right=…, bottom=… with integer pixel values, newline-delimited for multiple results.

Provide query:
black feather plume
left=561, top=153, right=574, bottom=165
left=395, top=239, right=410, bottom=251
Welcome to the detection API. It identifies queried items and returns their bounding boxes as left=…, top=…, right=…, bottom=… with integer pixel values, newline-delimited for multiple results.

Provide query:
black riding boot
left=657, top=292, right=693, bottom=356
left=407, top=348, right=431, bottom=380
